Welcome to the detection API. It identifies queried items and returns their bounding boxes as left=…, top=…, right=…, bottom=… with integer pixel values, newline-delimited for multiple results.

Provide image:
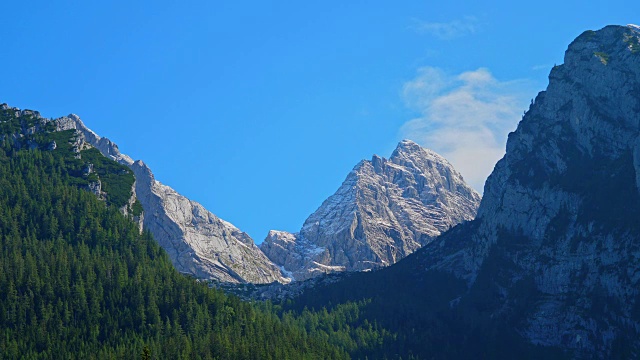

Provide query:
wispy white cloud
left=400, top=67, right=533, bottom=192
left=412, top=16, right=479, bottom=40
left=532, top=64, right=552, bottom=71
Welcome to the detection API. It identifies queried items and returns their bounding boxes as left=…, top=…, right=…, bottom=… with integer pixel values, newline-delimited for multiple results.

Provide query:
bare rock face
left=54, top=115, right=288, bottom=284
left=261, top=140, right=481, bottom=281
left=407, top=25, right=640, bottom=357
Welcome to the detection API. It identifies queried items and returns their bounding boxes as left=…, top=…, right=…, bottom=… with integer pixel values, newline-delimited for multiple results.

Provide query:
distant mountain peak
left=262, top=142, right=480, bottom=281
left=395, top=138, right=421, bottom=150
left=390, top=139, right=451, bottom=168
left=390, top=139, right=433, bottom=159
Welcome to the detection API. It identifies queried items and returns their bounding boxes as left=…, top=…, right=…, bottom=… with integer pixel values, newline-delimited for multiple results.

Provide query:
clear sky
left=1, top=1, right=637, bottom=243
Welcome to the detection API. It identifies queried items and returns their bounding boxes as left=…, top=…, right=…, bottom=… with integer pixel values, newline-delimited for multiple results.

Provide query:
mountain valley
left=2, top=23, right=640, bottom=360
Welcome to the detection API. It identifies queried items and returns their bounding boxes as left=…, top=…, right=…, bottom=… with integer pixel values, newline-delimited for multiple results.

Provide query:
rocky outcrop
left=53, top=114, right=289, bottom=284
left=262, top=140, right=481, bottom=281
left=407, top=24, right=640, bottom=357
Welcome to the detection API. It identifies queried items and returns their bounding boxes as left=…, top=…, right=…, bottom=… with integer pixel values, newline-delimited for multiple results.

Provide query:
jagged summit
left=390, top=138, right=436, bottom=158
left=261, top=140, right=481, bottom=281
left=58, top=114, right=135, bottom=166
left=273, top=24, right=640, bottom=358
left=390, top=140, right=451, bottom=170
left=393, top=138, right=422, bottom=151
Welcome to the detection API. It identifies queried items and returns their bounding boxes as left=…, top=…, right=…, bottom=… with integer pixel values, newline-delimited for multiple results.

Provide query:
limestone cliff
left=262, top=140, right=481, bottom=281
left=406, top=24, right=640, bottom=357
left=54, top=114, right=288, bottom=284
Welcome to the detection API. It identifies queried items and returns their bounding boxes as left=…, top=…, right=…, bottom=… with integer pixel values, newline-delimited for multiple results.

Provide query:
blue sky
left=1, top=1, right=637, bottom=242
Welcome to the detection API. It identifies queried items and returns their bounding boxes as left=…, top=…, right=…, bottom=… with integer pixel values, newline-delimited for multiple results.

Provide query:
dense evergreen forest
left=278, top=226, right=573, bottom=359
left=0, top=110, right=350, bottom=359
left=0, top=108, right=561, bottom=359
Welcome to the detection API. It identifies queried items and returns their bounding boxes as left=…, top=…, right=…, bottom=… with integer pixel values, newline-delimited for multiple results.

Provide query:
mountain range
left=0, top=105, right=347, bottom=358
left=2, top=23, right=640, bottom=359
left=282, top=24, right=640, bottom=358
left=17, top=111, right=479, bottom=285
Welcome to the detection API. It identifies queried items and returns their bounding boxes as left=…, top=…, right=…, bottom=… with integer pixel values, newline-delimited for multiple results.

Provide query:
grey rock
left=411, top=24, right=640, bottom=357
left=20, top=110, right=38, bottom=118
left=262, top=140, right=481, bottom=281
left=86, top=180, right=102, bottom=198
left=52, top=114, right=288, bottom=284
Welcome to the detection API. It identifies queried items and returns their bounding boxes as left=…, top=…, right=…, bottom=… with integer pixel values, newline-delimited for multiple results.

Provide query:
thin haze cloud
left=532, top=64, right=553, bottom=71
left=412, top=16, right=479, bottom=39
left=400, top=67, right=533, bottom=192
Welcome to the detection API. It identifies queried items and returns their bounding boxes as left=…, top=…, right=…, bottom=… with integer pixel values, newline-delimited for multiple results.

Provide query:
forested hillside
left=0, top=107, right=558, bottom=360
left=277, top=235, right=566, bottom=359
left=0, top=109, right=347, bottom=359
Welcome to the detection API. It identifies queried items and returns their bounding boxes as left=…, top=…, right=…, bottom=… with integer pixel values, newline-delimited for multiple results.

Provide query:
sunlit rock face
left=262, top=140, right=481, bottom=281
left=55, top=114, right=289, bottom=284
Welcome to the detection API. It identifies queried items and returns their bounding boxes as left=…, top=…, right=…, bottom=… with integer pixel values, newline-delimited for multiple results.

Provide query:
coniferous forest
left=0, top=108, right=551, bottom=360
left=0, top=107, right=567, bottom=360
left=4, top=20, right=640, bottom=360
left=0, top=110, right=353, bottom=359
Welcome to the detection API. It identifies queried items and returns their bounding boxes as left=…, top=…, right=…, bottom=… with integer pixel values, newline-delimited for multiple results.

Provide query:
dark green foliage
left=141, top=345, right=152, bottom=360
left=281, top=223, right=568, bottom=359
left=283, top=148, right=640, bottom=359
left=0, top=109, right=135, bottom=209
left=37, top=129, right=77, bottom=154
left=576, top=30, right=596, bottom=42
left=593, top=51, right=610, bottom=64
left=131, top=199, right=144, bottom=217
left=274, top=299, right=395, bottom=358
left=0, top=132, right=347, bottom=359
left=80, top=147, right=135, bottom=208
left=0, top=108, right=37, bottom=135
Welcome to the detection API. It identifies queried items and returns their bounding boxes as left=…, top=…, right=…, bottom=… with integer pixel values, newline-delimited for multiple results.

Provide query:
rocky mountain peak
left=56, top=114, right=135, bottom=166
left=390, top=139, right=446, bottom=171
left=391, top=138, right=423, bottom=154
left=262, top=140, right=481, bottom=281
left=407, top=25, right=640, bottom=356
left=564, top=25, right=640, bottom=68
left=480, top=24, right=640, bottom=223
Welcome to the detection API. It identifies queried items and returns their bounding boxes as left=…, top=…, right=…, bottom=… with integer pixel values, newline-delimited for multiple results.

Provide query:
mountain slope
left=262, top=140, right=480, bottom=281
left=457, top=24, right=640, bottom=356
left=282, top=24, right=640, bottom=359
left=54, top=114, right=288, bottom=284
left=0, top=107, right=345, bottom=358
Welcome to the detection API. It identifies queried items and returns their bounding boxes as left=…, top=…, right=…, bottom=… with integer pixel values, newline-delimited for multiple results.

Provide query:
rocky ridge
left=405, top=24, right=640, bottom=356
left=261, top=140, right=481, bottom=281
left=53, top=115, right=289, bottom=284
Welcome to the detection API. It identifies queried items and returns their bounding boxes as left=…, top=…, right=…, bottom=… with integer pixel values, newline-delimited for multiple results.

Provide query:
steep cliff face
left=404, top=24, right=640, bottom=356
left=278, top=24, right=640, bottom=359
left=262, top=140, right=481, bottom=281
left=54, top=115, right=288, bottom=284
